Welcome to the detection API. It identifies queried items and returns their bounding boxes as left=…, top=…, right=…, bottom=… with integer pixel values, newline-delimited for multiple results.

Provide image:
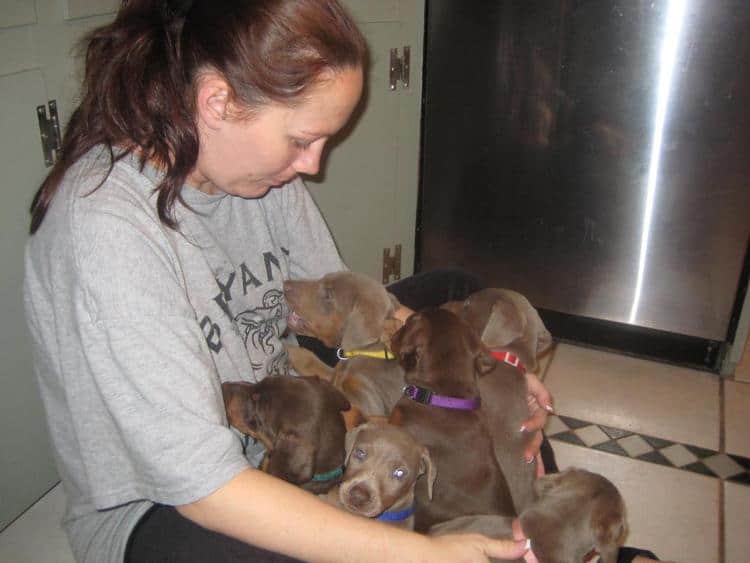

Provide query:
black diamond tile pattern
left=545, top=415, right=750, bottom=486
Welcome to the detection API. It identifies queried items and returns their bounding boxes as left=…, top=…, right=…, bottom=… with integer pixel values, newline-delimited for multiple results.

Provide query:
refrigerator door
left=418, top=0, right=750, bottom=350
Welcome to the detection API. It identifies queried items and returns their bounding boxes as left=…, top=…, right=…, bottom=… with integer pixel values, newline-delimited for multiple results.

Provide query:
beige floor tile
left=0, top=483, right=75, bottom=563
left=732, top=337, right=750, bottom=383
left=616, top=434, right=653, bottom=458
left=725, top=379, right=750, bottom=458
left=724, top=481, right=750, bottom=563
left=544, top=343, right=720, bottom=450
left=551, top=441, right=719, bottom=563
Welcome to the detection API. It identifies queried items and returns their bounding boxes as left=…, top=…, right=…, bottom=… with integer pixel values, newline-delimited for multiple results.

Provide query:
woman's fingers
left=481, top=536, right=531, bottom=561
left=524, top=372, right=553, bottom=413
left=523, top=429, right=544, bottom=462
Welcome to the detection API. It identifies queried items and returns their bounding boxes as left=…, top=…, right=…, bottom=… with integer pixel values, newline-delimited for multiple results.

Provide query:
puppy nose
left=348, top=484, right=372, bottom=508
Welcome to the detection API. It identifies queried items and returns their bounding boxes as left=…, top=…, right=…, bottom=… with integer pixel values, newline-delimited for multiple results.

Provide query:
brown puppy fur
left=445, top=288, right=553, bottom=513
left=285, top=343, right=335, bottom=380
left=284, top=271, right=401, bottom=350
left=331, top=422, right=435, bottom=530
left=388, top=308, right=516, bottom=532
left=284, top=271, right=405, bottom=416
left=222, top=375, right=350, bottom=494
left=429, top=468, right=626, bottom=563
left=519, top=468, right=627, bottom=563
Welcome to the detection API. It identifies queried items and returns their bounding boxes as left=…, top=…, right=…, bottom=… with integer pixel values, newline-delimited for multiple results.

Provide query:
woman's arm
left=177, top=467, right=530, bottom=563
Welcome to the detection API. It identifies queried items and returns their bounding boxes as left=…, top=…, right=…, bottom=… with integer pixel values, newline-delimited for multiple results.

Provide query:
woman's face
left=190, top=67, right=363, bottom=197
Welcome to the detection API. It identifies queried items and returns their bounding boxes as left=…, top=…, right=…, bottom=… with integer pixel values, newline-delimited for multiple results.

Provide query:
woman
left=24, top=1, right=542, bottom=562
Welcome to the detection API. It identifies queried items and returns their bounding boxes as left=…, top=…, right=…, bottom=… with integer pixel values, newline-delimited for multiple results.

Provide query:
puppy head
left=284, top=272, right=401, bottom=349
left=222, top=375, right=350, bottom=485
left=391, top=308, right=496, bottom=396
left=460, top=288, right=552, bottom=372
left=339, top=422, right=435, bottom=518
left=532, top=468, right=627, bottom=547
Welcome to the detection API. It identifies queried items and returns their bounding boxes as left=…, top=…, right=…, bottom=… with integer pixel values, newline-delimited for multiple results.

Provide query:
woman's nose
left=293, top=140, right=325, bottom=176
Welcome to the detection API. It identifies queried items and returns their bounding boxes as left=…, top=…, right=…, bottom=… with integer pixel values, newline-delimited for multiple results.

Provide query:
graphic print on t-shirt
left=234, top=289, right=286, bottom=374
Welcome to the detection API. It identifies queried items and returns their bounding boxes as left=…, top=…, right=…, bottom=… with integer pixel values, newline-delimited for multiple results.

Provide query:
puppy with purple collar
left=325, top=421, right=435, bottom=530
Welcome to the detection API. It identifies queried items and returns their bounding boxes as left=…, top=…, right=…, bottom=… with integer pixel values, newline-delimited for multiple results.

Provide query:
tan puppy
left=284, top=271, right=401, bottom=350
left=222, top=375, right=350, bottom=494
left=331, top=422, right=435, bottom=530
left=429, top=468, right=627, bottom=563
left=389, top=308, right=516, bottom=531
left=522, top=468, right=626, bottom=563
left=446, top=288, right=553, bottom=513
left=284, top=271, right=405, bottom=416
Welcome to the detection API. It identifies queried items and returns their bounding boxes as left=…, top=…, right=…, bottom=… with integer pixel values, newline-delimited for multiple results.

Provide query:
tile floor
left=1, top=341, right=748, bottom=563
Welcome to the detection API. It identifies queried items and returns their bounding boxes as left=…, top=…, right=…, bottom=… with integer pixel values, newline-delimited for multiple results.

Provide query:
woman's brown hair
left=29, top=0, right=367, bottom=234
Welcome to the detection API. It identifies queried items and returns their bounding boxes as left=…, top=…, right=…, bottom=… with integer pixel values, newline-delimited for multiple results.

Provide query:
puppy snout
left=347, top=483, right=372, bottom=508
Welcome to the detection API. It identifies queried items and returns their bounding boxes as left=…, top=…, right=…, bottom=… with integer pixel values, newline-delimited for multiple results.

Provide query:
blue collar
left=376, top=503, right=415, bottom=522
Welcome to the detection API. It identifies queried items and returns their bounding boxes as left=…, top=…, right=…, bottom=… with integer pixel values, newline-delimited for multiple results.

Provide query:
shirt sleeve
left=69, top=188, right=249, bottom=509
left=275, top=178, right=348, bottom=279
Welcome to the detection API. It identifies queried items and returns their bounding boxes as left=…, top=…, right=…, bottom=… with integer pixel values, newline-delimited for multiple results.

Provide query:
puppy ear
left=221, top=382, right=255, bottom=435
left=266, top=431, right=315, bottom=484
left=342, top=407, right=367, bottom=431
left=419, top=446, right=437, bottom=501
left=390, top=314, right=423, bottom=371
left=382, top=292, right=403, bottom=343
left=439, top=299, right=464, bottom=315
left=318, top=378, right=352, bottom=412
left=398, top=343, right=422, bottom=372
left=344, top=423, right=369, bottom=465
left=481, top=299, right=525, bottom=349
left=475, top=344, right=497, bottom=376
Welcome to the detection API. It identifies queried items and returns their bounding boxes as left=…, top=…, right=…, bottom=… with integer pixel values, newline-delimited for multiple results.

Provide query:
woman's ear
left=195, top=73, right=231, bottom=130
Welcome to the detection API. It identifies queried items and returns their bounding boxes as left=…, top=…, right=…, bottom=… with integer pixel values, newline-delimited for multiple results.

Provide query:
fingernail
left=519, top=425, right=527, bottom=433
left=522, top=538, right=531, bottom=550
left=544, top=404, right=555, bottom=413
left=526, top=456, right=535, bottom=464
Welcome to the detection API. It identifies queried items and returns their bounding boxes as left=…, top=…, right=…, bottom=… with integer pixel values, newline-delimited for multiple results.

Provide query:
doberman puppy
left=222, top=375, right=351, bottom=494
left=444, top=288, right=553, bottom=513
left=327, top=422, right=435, bottom=530
left=388, top=308, right=517, bottom=532
left=430, top=468, right=627, bottom=563
left=284, top=271, right=404, bottom=416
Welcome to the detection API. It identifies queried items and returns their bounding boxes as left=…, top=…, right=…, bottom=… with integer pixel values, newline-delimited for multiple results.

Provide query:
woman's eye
left=292, top=138, right=312, bottom=150
left=354, top=448, right=367, bottom=460
left=392, top=468, right=407, bottom=480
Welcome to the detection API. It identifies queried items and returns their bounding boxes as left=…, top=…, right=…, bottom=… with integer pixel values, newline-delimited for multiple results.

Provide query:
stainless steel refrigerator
left=417, top=0, right=750, bottom=370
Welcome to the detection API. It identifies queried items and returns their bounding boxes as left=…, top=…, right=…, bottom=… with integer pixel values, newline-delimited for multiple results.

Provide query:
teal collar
left=311, top=465, right=344, bottom=482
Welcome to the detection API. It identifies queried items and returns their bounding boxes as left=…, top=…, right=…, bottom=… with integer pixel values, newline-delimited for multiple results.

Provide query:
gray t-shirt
left=23, top=147, right=346, bottom=563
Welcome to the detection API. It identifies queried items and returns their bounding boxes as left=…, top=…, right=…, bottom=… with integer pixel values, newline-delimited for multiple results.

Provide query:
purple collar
left=402, top=384, right=481, bottom=410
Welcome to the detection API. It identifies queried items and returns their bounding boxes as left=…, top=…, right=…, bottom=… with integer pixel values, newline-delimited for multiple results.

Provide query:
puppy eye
left=392, top=468, right=407, bottom=480
left=353, top=448, right=367, bottom=460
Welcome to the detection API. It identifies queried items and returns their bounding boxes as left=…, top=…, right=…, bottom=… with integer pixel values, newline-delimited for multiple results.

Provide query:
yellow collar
left=336, top=346, right=395, bottom=361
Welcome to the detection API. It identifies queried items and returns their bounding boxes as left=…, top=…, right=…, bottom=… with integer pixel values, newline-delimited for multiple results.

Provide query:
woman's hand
left=519, top=371, right=554, bottom=472
left=425, top=533, right=530, bottom=563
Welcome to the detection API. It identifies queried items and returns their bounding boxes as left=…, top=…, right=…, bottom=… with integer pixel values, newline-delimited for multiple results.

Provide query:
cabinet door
left=307, top=0, right=424, bottom=281
left=0, top=0, right=117, bottom=530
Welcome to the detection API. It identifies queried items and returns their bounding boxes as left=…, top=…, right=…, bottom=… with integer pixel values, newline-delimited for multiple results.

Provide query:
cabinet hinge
left=37, top=100, right=62, bottom=167
left=382, top=244, right=402, bottom=284
left=389, top=46, right=410, bottom=91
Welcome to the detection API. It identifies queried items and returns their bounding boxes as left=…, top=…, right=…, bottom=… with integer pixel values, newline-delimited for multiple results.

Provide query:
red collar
left=491, top=351, right=527, bottom=374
